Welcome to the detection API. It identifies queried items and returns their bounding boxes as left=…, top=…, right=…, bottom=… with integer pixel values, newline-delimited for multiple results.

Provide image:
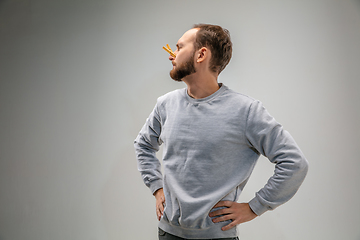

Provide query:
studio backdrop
left=0, top=0, right=359, bottom=239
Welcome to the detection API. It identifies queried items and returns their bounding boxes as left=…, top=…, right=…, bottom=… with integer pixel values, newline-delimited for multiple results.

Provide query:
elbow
left=298, top=152, right=309, bottom=172
left=278, top=154, right=309, bottom=180
left=294, top=155, right=309, bottom=180
left=301, top=156, right=309, bottom=177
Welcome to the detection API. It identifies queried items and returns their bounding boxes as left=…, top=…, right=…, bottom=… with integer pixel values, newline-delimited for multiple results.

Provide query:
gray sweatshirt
left=134, top=84, right=308, bottom=239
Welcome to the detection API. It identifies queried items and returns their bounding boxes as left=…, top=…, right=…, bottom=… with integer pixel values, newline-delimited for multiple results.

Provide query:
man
left=134, top=24, right=308, bottom=240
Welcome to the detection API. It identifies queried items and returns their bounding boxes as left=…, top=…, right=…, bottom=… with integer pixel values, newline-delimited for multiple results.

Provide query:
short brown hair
left=193, top=24, right=232, bottom=74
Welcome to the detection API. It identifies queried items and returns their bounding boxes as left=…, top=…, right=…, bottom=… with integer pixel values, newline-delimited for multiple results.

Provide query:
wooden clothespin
left=163, top=44, right=176, bottom=57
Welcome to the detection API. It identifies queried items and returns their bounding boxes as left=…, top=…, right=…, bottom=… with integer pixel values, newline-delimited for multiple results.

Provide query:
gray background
left=1, top=0, right=360, bottom=239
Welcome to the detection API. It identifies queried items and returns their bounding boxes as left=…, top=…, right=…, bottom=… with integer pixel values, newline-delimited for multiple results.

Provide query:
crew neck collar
left=184, top=83, right=227, bottom=104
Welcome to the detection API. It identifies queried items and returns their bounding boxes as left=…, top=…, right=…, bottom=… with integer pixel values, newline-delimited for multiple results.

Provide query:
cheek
left=174, top=55, right=183, bottom=65
left=175, top=52, right=182, bottom=60
left=175, top=52, right=189, bottom=64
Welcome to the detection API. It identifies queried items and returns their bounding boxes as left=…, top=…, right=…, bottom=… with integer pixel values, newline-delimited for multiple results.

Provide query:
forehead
left=177, top=28, right=198, bottom=45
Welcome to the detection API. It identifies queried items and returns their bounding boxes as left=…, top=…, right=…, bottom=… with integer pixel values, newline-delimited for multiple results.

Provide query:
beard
left=170, top=52, right=196, bottom=82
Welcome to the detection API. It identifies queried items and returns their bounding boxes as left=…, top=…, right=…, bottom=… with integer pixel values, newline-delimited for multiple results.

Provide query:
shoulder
left=221, top=86, right=258, bottom=107
left=156, top=88, right=185, bottom=107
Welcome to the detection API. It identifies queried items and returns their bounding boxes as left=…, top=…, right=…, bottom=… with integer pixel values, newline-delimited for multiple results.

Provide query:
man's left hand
left=209, top=201, right=258, bottom=231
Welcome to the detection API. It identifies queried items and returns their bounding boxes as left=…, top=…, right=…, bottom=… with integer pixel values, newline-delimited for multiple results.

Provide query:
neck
left=182, top=71, right=219, bottom=99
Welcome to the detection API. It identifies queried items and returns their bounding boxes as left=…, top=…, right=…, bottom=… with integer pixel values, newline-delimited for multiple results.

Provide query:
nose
left=169, top=55, right=175, bottom=61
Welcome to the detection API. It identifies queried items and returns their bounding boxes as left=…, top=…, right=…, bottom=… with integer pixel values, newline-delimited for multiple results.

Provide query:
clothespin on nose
left=163, top=44, right=176, bottom=57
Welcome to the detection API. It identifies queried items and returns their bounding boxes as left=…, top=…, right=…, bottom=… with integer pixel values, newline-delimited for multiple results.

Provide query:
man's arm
left=134, top=103, right=166, bottom=220
left=245, top=100, right=309, bottom=216
left=134, top=103, right=164, bottom=200
left=210, top=100, right=308, bottom=230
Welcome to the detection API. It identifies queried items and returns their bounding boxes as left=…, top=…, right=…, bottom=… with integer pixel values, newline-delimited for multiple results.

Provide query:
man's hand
left=209, top=201, right=257, bottom=231
left=153, top=188, right=165, bottom=221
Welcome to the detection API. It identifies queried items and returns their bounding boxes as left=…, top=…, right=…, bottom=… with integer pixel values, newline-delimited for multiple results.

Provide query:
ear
left=196, top=47, right=208, bottom=63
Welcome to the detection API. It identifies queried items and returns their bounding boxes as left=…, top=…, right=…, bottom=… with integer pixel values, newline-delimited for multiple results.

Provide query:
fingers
left=222, top=220, right=237, bottom=231
left=159, top=201, right=165, bottom=214
left=156, top=205, right=163, bottom=221
left=209, top=202, right=258, bottom=231
left=209, top=207, right=232, bottom=217
left=156, top=202, right=165, bottom=221
left=211, top=213, right=234, bottom=223
left=156, top=196, right=165, bottom=221
left=212, top=200, right=233, bottom=209
left=210, top=212, right=238, bottom=231
left=209, top=201, right=233, bottom=225
left=154, top=188, right=166, bottom=220
left=156, top=207, right=161, bottom=221
left=209, top=201, right=233, bottom=217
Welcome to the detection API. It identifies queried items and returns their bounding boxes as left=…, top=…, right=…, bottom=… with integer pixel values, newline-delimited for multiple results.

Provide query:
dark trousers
left=159, top=228, right=239, bottom=240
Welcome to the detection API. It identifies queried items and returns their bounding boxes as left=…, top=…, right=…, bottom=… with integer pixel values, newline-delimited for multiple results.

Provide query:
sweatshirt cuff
left=248, top=196, right=269, bottom=216
left=149, top=179, right=163, bottom=195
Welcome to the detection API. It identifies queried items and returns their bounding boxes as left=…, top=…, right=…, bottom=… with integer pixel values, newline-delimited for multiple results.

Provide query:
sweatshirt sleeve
left=134, top=103, right=163, bottom=195
left=245, top=100, right=309, bottom=216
